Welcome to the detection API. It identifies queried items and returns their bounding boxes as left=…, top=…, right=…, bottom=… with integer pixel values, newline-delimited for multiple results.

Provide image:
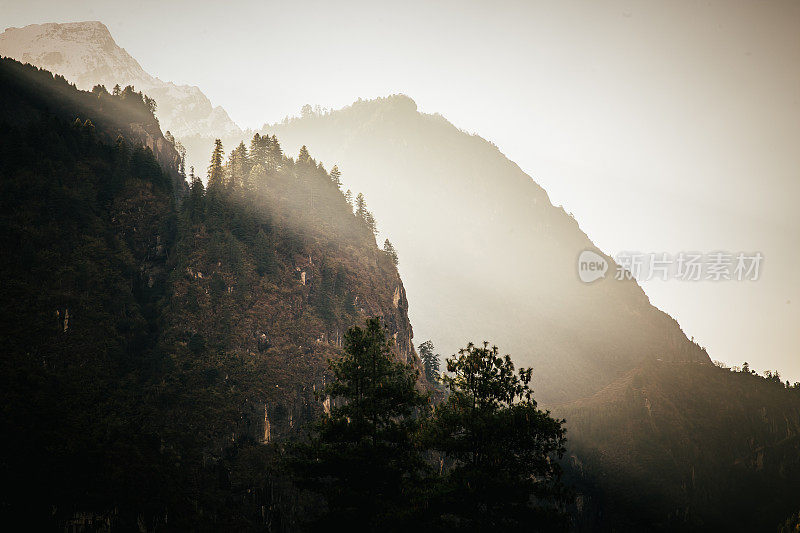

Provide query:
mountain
left=0, top=21, right=242, bottom=142
left=265, top=96, right=710, bottom=405
left=560, top=361, right=800, bottom=531
left=265, top=98, right=800, bottom=530
left=0, top=57, right=419, bottom=529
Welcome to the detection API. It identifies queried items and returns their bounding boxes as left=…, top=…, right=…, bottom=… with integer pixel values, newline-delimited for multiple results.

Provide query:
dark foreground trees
left=290, top=318, right=429, bottom=531
left=423, top=342, right=568, bottom=531
left=292, top=323, right=568, bottom=531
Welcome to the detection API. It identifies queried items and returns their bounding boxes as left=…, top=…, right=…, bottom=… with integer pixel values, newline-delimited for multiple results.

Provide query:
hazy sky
left=2, top=0, right=799, bottom=380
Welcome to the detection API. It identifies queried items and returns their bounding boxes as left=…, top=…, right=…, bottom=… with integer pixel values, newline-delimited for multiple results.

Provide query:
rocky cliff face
left=166, top=179, right=421, bottom=445
left=0, top=21, right=242, bottom=139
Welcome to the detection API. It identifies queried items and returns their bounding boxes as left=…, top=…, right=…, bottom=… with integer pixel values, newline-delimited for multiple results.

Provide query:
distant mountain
left=266, top=96, right=710, bottom=404
left=0, top=21, right=242, bottom=142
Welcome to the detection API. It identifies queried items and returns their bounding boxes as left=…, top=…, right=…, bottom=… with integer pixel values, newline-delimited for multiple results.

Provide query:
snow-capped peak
left=0, top=21, right=241, bottom=138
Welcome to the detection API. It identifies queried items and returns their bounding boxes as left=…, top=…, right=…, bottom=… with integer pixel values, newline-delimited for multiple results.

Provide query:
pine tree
left=345, top=189, right=353, bottom=209
left=249, top=133, right=269, bottom=169
left=227, top=141, right=250, bottom=189
left=355, top=193, right=367, bottom=219
left=383, top=239, right=399, bottom=266
left=207, top=138, right=225, bottom=189
left=298, top=145, right=312, bottom=165
left=187, top=166, right=205, bottom=221
left=417, top=340, right=439, bottom=382
left=423, top=342, right=568, bottom=529
left=365, top=211, right=378, bottom=236
left=269, top=135, right=283, bottom=170
left=290, top=318, right=429, bottom=530
left=143, top=95, right=157, bottom=115
left=175, top=139, right=186, bottom=179
left=270, top=135, right=282, bottom=156
left=330, top=165, right=342, bottom=188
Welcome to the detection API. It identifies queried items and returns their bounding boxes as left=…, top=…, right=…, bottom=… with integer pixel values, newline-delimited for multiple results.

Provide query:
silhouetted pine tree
left=330, top=165, right=342, bottom=189
left=384, top=239, right=399, bottom=266
left=422, top=342, right=568, bottom=530
left=207, top=138, right=225, bottom=189
left=290, top=318, right=429, bottom=531
left=417, top=340, right=439, bottom=382
left=298, top=145, right=312, bottom=165
left=227, top=141, right=249, bottom=189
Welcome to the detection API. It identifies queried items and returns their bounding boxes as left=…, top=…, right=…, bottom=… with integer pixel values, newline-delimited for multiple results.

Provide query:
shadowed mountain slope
left=559, top=361, right=800, bottom=531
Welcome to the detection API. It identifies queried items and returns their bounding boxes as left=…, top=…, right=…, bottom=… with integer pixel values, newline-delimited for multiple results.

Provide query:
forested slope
left=0, top=57, right=419, bottom=530
left=559, top=362, right=800, bottom=532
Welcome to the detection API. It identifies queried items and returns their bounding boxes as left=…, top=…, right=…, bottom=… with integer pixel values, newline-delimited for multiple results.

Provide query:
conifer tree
left=269, top=135, right=283, bottom=169
left=355, top=193, right=367, bottom=219
left=345, top=189, right=354, bottom=209
left=249, top=133, right=269, bottom=169
left=298, top=145, right=312, bottom=165
left=384, top=239, right=399, bottom=266
left=175, top=139, right=186, bottom=179
left=290, top=318, right=428, bottom=530
left=354, top=193, right=378, bottom=234
left=330, top=165, right=342, bottom=188
left=227, top=141, right=250, bottom=189
left=270, top=135, right=282, bottom=156
left=423, top=342, right=568, bottom=530
left=187, top=166, right=205, bottom=221
left=417, top=340, right=439, bottom=382
left=365, top=210, right=378, bottom=236
left=207, top=138, right=225, bottom=189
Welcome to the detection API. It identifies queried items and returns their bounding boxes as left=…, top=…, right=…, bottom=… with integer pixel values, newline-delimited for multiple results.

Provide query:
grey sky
left=2, top=0, right=798, bottom=379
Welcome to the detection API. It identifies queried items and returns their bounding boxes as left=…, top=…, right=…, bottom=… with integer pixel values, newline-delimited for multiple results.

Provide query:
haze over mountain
left=0, top=18, right=713, bottom=403
left=267, top=97, right=710, bottom=404
left=3, top=12, right=796, bottom=385
left=0, top=21, right=242, bottom=145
